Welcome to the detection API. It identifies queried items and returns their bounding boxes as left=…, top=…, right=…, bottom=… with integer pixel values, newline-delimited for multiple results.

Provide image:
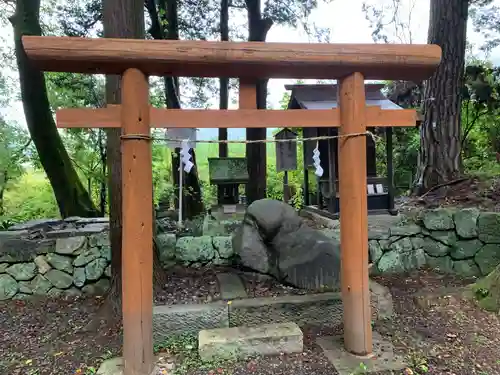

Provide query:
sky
left=1, top=0, right=500, bottom=141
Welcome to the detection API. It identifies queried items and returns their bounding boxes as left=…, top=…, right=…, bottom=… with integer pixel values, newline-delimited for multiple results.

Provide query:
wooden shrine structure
left=285, top=83, right=408, bottom=217
left=21, top=35, right=441, bottom=375
left=207, top=157, right=248, bottom=205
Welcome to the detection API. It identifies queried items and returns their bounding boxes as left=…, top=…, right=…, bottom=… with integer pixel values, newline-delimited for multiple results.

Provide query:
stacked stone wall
left=2, top=208, right=500, bottom=300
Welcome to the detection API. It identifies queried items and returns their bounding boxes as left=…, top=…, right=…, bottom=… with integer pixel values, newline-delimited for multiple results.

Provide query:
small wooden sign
left=275, top=128, right=298, bottom=172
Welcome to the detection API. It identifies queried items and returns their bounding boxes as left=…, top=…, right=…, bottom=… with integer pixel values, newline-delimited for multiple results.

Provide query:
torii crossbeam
left=22, top=35, right=441, bottom=375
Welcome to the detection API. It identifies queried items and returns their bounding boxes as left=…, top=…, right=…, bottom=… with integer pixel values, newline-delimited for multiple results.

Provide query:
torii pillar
left=337, top=72, right=372, bottom=354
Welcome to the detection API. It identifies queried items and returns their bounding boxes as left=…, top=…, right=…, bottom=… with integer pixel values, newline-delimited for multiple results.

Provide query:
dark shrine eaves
left=285, top=83, right=402, bottom=110
left=22, top=36, right=441, bottom=81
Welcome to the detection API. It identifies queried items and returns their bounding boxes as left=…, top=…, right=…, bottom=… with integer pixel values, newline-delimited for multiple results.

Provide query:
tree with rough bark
left=363, top=0, right=500, bottom=191
left=100, top=0, right=165, bottom=316
left=9, top=0, right=99, bottom=218
left=414, top=0, right=469, bottom=194
left=219, top=0, right=229, bottom=157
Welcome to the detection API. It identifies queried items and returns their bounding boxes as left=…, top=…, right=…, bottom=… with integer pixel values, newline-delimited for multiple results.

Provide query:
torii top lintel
left=22, top=36, right=441, bottom=81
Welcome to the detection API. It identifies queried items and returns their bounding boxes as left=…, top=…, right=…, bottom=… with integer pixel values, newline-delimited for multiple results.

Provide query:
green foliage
left=0, top=112, right=34, bottom=215
left=0, top=121, right=31, bottom=184
left=152, top=132, right=173, bottom=205
left=2, top=170, right=59, bottom=223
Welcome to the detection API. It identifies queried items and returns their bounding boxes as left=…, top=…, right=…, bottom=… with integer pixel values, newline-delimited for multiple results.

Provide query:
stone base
left=198, top=322, right=303, bottom=361
left=96, top=356, right=176, bottom=375
left=96, top=357, right=158, bottom=375
left=316, top=332, right=406, bottom=375
left=152, top=284, right=393, bottom=343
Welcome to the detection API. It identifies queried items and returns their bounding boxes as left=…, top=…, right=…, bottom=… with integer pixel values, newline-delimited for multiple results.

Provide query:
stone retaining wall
left=0, top=217, right=233, bottom=301
left=2, top=208, right=500, bottom=300
left=156, top=233, right=234, bottom=268
left=364, top=208, right=500, bottom=277
left=0, top=218, right=112, bottom=301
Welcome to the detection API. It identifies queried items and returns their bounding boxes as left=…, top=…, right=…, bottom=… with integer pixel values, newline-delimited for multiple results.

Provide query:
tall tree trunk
left=217, top=0, right=230, bottom=204
left=10, top=0, right=99, bottom=218
left=147, top=0, right=205, bottom=219
left=0, top=171, right=6, bottom=216
left=414, top=0, right=468, bottom=194
left=219, top=0, right=229, bottom=157
left=245, top=0, right=273, bottom=204
left=98, top=129, right=107, bottom=216
left=103, top=0, right=164, bottom=317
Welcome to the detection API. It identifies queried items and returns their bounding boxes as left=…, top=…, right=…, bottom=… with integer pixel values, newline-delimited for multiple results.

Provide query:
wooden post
left=121, top=68, right=154, bottom=375
left=303, top=149, right=310, bottom=206
left=283, top=171, right=289, bottom=203
left=337, top=72, right=372, bottom=356
left=327, top=127, right=337, bottom=214
left=239, top=79, right=258, bottom=203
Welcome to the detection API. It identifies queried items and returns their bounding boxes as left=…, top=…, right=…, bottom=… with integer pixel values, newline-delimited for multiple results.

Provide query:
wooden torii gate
left=22, top=36, right=441, bottom=375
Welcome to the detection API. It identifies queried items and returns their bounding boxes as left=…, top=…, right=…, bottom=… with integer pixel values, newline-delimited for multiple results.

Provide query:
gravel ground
left=155, top=266, right=220, bottom=305
left=1, top=269, right=499, bottom=375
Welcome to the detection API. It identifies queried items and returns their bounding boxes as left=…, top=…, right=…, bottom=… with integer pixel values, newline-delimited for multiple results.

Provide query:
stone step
left=216, top=272, right=248, bottom=300
left=198, top=322, right=303, bottom=361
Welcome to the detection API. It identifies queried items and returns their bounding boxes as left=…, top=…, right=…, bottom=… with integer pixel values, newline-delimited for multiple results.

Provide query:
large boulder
left=232, top=199, right=341, bottom=291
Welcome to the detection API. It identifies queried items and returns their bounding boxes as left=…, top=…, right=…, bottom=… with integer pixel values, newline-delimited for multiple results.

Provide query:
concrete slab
left=152, top=301, right=229, bottom=344
left=316, top=332, right=406, bottom=375
left=198, top=322, right=303, bottom=361
left=216, top=272, right=248, bottom=300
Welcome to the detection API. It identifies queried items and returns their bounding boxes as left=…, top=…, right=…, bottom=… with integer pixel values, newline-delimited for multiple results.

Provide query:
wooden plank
left=120, top=68, right=154, bottom=375
left=275, top=129, right=298, bottom=172
left=22, top=36, right=441, bottom=81
left=56, top=107, right=417, bottom=129
left=337, top=72, right=372, bottom=355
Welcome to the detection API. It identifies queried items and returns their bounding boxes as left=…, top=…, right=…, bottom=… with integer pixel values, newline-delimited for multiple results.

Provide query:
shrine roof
left=285, top=83, right=402, bottom=110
